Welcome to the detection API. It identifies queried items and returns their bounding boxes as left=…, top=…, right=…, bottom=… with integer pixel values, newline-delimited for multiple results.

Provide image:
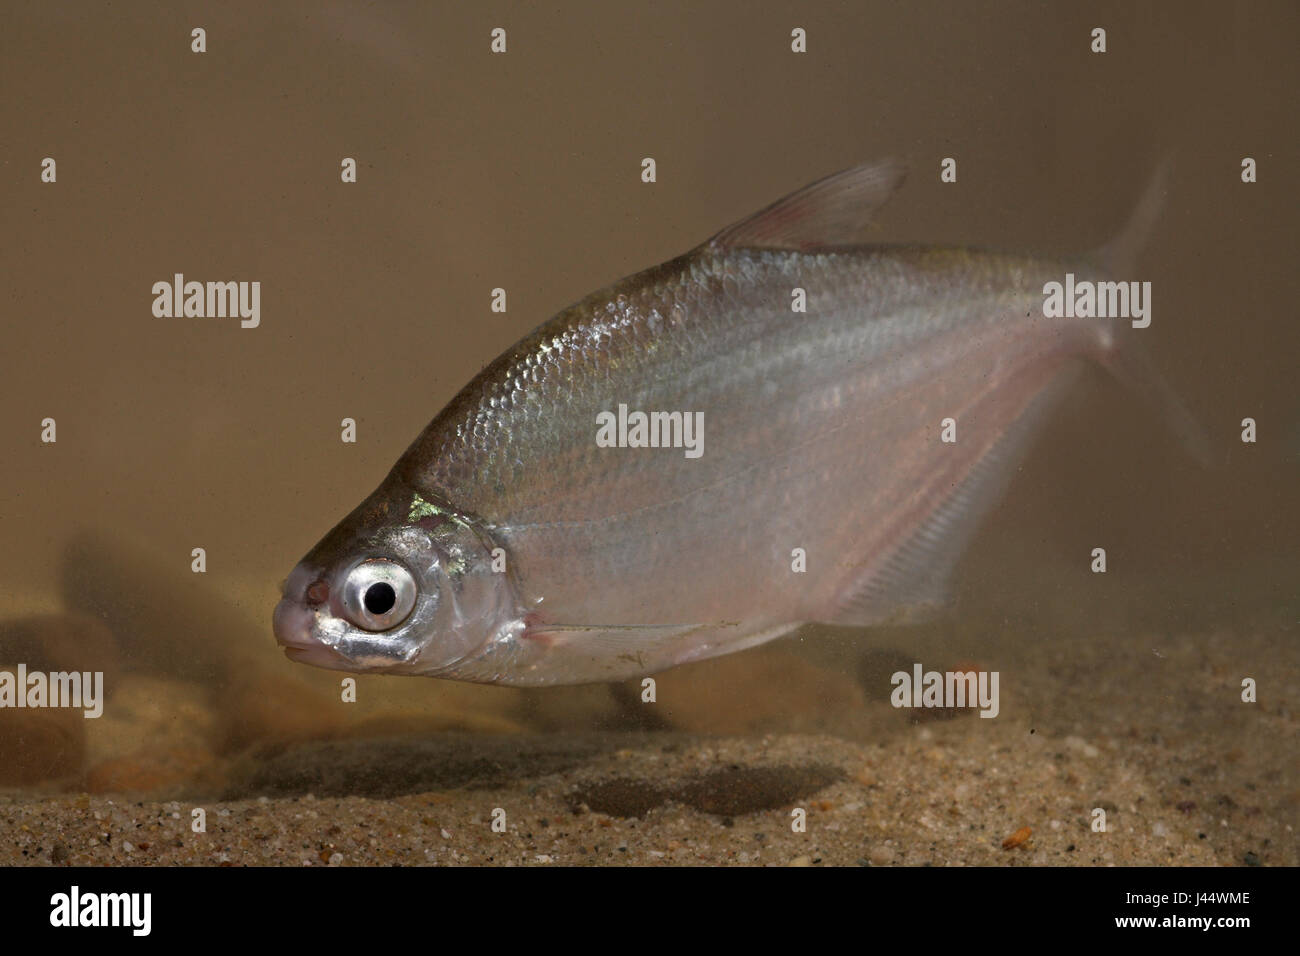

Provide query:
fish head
left=272, top=482, right=513, bottom=676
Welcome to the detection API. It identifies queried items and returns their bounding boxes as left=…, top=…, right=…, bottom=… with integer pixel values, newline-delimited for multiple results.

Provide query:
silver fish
left=272, top=160, right=1203, bottom=685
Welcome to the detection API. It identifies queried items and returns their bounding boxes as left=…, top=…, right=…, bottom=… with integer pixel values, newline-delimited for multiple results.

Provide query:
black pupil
left=364, top=582, right=397, bottom=616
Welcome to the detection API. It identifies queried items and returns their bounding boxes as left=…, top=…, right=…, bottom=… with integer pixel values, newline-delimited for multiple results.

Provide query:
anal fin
left=821, top=366, right=1085, bottom=627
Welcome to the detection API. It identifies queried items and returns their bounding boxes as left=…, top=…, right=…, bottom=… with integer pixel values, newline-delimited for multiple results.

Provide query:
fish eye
left=341, top=559, right=417, bottom=631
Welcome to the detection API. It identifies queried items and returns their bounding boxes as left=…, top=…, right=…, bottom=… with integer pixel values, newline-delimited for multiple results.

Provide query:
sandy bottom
left=0, top=719, right=1291, bottom=867
left=1, top=537, right=1295, bottom=866
left=3, top=649, right=1294, bottom=867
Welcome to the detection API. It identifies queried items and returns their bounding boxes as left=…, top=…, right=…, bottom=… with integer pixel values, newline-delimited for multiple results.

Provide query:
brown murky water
left=0, top=2, right=1295, bottom=866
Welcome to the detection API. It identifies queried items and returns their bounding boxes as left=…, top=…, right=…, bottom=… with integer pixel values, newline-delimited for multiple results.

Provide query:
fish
left=272, top=159, right=1206, bottom=686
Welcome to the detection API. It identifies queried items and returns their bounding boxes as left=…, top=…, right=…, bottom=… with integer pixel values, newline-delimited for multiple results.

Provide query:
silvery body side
left=396, top=244, right=1107, bottom=684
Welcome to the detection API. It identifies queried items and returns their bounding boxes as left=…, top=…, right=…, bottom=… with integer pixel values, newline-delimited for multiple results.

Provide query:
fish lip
left=273, top=562, right=334, bottom=648
left=272, top=596, right=329, bottom=651
left=273, top=584, right=365, bottom=672
left=273, top=597, right=366, bottom=670
left=282, top=644, right=353, bottom=669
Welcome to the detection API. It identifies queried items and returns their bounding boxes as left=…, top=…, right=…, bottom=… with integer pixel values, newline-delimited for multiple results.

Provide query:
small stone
left=788, top=855, right=813, bottom=867
left=1152, top=822, right=1169, bottom=837
left=328, top=852, right=343, bottom=866
left=868, top=845, right=895, bottom=865
left=1001, top=826, right=1033, bottom=849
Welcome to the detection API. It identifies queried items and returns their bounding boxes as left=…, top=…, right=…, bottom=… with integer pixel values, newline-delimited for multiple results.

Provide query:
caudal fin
left=1087, top=157, right=1213, bottom=467
left=1099, top=341, right=1214, bottom=468
left=1093, top=155, right=1174, bottom=274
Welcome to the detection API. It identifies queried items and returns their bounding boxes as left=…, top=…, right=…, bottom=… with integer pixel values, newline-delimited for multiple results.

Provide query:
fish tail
left=1085, top=155, right=1212, bottom=467
left=1092, top=154, right=1174, bottom=275
left=1097, top=337, right=1214, bottom=468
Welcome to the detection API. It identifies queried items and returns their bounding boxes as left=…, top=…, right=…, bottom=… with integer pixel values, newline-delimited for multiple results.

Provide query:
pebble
left=1061, top=735, right=1101, bottom=758
left=1001, top=826, right=1033, bottom=849
left=868, top=844, right=896, bottom=865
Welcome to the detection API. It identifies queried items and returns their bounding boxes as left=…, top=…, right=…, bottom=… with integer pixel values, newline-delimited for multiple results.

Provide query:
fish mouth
left=272, top=595, right=314, bottom=647
left=272, top=595, right=353, bottom=669
left=281, top=643, right=354, bottom=670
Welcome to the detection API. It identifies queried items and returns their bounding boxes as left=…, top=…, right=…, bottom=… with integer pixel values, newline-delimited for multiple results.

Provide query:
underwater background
left=0, top=1, right=1295, bottom=865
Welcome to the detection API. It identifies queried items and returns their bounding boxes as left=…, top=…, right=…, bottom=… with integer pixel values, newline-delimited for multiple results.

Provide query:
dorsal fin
left=707, top=159, right=907, bottom=252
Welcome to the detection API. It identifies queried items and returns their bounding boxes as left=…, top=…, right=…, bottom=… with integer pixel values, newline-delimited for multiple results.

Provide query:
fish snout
left=271, top=596, right=316, bottom=650
left=272, top=563, right=339, bottom=657
left=273, top=594, right=355, bottom=670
